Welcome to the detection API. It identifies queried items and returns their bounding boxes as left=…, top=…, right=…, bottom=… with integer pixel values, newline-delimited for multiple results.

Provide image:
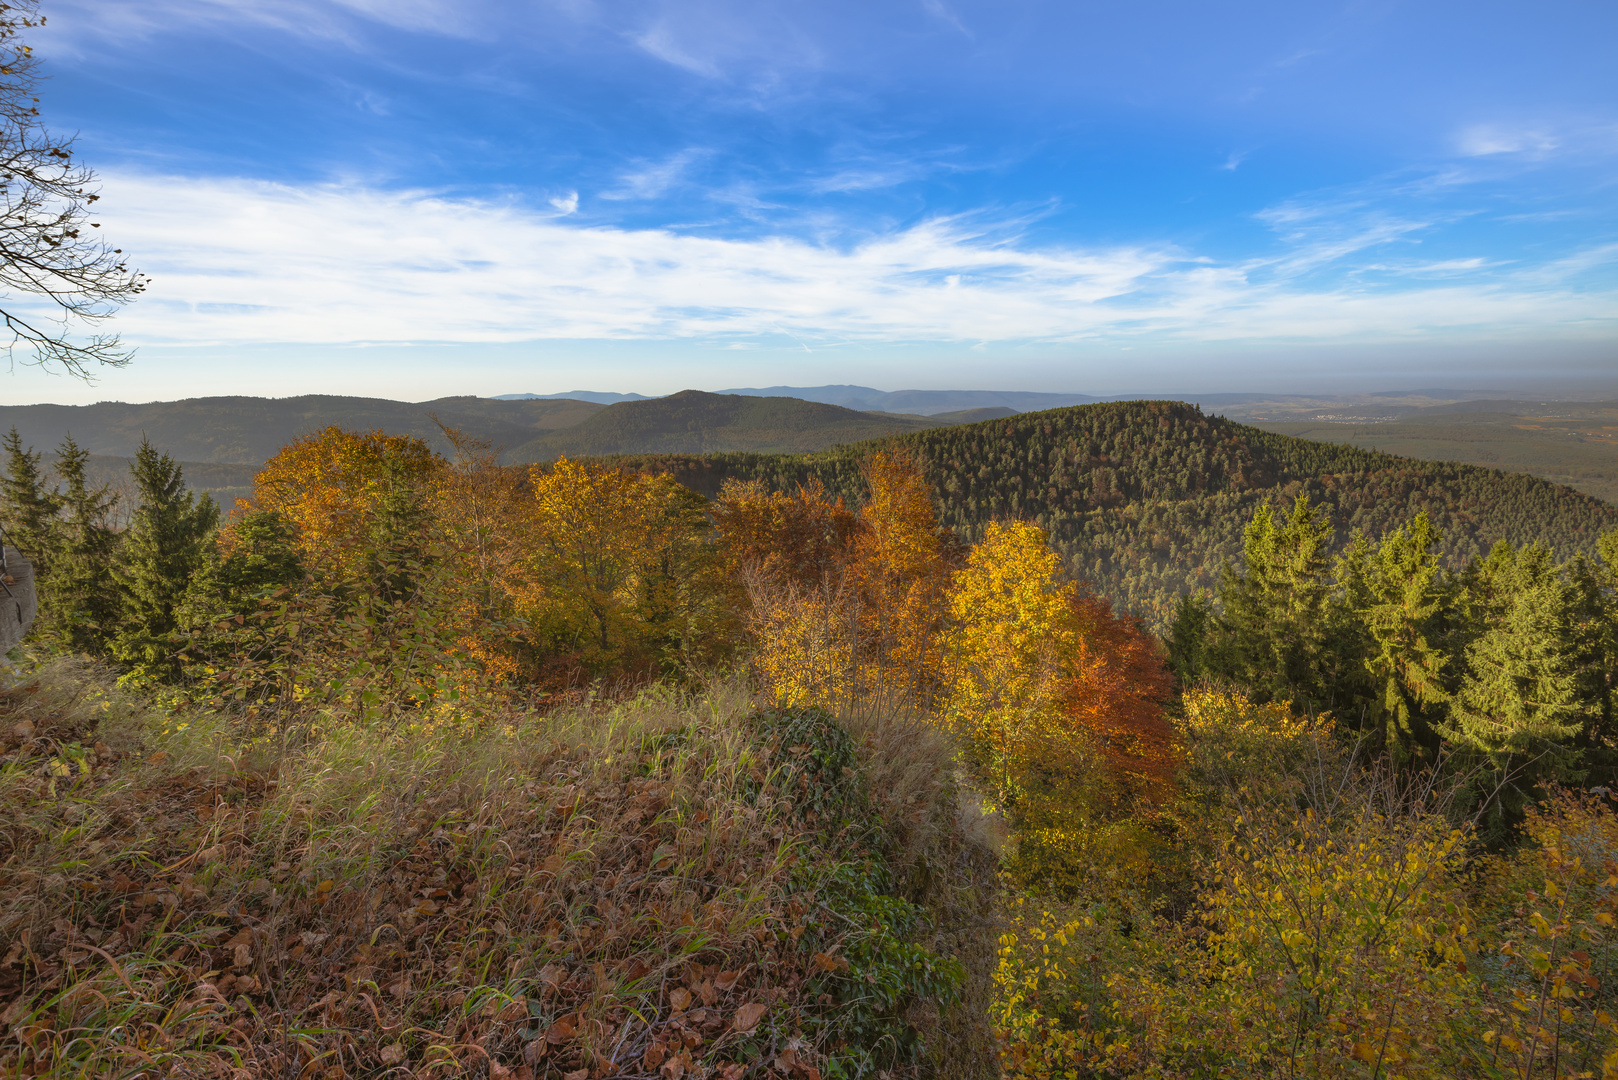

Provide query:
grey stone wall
left=1, top=546, right=37, bottom=653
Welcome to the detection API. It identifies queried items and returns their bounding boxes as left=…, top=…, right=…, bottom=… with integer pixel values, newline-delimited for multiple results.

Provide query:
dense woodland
left=608, top=401, right=1618, bottom=627
left=3, top=404, right=1618, bottom=1078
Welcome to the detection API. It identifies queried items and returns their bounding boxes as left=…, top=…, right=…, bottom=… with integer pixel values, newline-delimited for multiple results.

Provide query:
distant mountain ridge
left=0, top=395, right=602, bottom=464
left=715, top=385, right=1102, bottom=415
left=508, top=390, right=952, bottom=459
left=0, top=391, right=980, bottom=497
left=492, top=384, right=1102, bottom=414
left=492, top=391, right=655, bottom=404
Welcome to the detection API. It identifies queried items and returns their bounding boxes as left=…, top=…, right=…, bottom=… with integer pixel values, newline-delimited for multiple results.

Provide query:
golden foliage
left=520, top=456, right=722, bottom=679
left=711, top=476, right=857, bottom=588
left=849, top=450, right=952, bottom=700
left=235, top=426, right=439, bottom=576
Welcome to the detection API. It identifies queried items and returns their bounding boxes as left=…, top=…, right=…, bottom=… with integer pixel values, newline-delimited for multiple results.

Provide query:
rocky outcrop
left=1, top=547, right=37, bottom=653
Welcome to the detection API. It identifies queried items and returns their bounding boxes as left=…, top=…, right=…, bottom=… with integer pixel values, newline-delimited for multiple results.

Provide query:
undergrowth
left=0, top=657, right=997, bottom=1079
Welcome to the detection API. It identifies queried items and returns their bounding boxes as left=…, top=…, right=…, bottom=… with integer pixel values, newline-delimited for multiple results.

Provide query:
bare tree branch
left=0, top=0, right=146, bottom=379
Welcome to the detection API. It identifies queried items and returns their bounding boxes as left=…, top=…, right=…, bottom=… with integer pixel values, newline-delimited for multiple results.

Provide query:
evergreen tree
left=1565, top=530, right=1618, bottom=781
left=111, top=438, right=220, bottom=676
left=1355, top=511, right=1449, bottom=766
left=214, top=511, right=304, bottom=602
left=44, top=436, right=122, bottom=652
left=1442, top=543, right=1593, bottom=830
left=0, top=427, right=60, bottom=569
left=1165, top=590, right=1213, bottom=685
left=1206, top=494, right=1336, bottom=709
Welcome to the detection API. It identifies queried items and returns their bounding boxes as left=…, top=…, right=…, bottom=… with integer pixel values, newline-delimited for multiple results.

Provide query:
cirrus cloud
left=88, top=172, right=1618, bottom=351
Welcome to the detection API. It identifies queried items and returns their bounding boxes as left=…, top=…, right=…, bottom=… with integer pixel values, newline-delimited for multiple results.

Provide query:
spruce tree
left=0, top=427, right=60, bottom=570
left=1442, top=543, right=1592, bottom=830
left=1357, top=511, right=1449, bottom=766
left=1208, top=494, right=1336, bottom=709
left=111, top=438, right=220, bottom=676
left=1565, top=530, right=1618, bottom=784
left=46, top=436, right=121, bottom=652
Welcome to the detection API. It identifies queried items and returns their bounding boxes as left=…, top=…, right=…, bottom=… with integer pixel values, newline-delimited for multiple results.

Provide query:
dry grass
left=0, top=658, right=997, bottom=1080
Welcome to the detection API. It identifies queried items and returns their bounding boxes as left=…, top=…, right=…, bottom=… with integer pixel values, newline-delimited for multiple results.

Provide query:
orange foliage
left=849, top=450, right=952, bottom=700
left=237, top=426, right=440, bottom=576
left=711, top=477, right=858, bottom=587
left=1061, top=592, right=1178, bottom=806
left=426, top=428, right=535, bottom=684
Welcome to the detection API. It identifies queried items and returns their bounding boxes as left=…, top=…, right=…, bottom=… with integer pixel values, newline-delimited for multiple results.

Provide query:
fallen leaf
left=233, top=943, right=252, bottom=968
left=696, top=979, right=716, bottom=1006
left=714, top=969, right=741, bottom=992
left=546, top=1016, right=577, bottom=1044
left=733, top=1002, right=768, bottom=1032
left=488, top=1064, right=513, bottom=1080
left=379, top=1043, right=407, bottom=1065
left=643, top=1042, right=666, bottom=1069
left=669, top=987, right=692, bottom=1012
left=539, top=963, right=566, bottom=989
left=564, top=1070, right=589, bottom=1080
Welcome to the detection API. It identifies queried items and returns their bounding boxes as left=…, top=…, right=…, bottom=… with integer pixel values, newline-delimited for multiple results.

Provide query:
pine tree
left=1356, top=511, right=1449, bottom=766
left=0, top=427, right=61, bottom=571
left=1442, top=543, right=1593, bottom=830
left=45, top=436, right=121, bottom=652
left=111, top=438, right=220, bottom=676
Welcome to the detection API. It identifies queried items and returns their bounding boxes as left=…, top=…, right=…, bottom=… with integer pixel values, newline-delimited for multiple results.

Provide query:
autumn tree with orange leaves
left=236, top=426, right=440, bottom=579
left=719, top=452, right=955, bottom=709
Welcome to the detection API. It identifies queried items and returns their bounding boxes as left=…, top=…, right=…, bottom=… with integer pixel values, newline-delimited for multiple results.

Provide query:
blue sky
left=7, top=0, right=1617, bottom=404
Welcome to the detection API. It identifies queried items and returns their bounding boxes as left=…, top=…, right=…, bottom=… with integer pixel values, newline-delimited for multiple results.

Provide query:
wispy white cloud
left=919, top=0, right=970, bottom=37
left=44, top=0, right=479, bottom=54
left=84, top=173, right=1618, bottom=352
left=1253, top=197, right=1435, bottom=278
left=601, top=149, right=709, bottom=201
left=631, top=22, right=722, bottom=78
left=1219, top=150, right=1248, bottom=171
left=548, top=190, right=580, bottom=214
left=1456, top=124, right=1561, bottom=158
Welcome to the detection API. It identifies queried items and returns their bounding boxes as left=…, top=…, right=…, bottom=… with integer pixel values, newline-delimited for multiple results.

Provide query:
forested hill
left=604, top=399, right=1618, bottom=626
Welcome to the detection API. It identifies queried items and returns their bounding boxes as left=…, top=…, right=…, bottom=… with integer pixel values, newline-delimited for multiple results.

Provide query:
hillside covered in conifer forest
left=607, top=399, right=1618, bottom=625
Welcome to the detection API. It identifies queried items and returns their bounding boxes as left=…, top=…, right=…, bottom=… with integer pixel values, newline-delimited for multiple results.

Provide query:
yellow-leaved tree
left=941, top=519, right=1076, bottom=808
left=849, top=450, right=953, bottom=703
left=521, top=456, right=723, bottom=682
